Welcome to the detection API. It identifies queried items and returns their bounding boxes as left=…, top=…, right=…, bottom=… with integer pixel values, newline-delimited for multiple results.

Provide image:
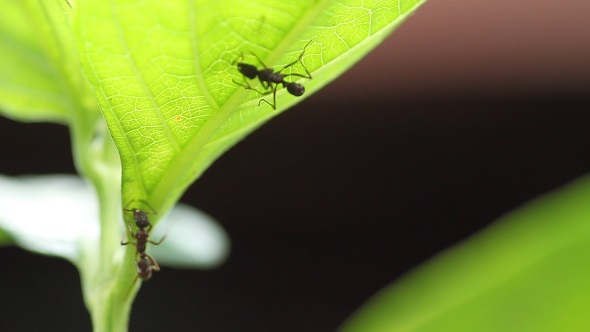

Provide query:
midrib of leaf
left=147, top=84, right=242, bottom=207
left=109, top=0, right=181, bottom=199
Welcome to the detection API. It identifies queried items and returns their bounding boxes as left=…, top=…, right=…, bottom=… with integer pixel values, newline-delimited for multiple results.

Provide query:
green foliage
left=4, top=1, right=590, bottom=332
left=0, top=0, right=426, bottom=331
left=341, top=175, right=590, bottom=332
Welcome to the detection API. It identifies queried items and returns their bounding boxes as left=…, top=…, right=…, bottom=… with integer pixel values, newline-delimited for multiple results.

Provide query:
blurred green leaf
left=0, top=0, right=95, bottom=123
left=342, top=175, right=590, bottom=332
left=0, top=229, right=14, bottom=246
left=0, top=1, right=69, bottom=122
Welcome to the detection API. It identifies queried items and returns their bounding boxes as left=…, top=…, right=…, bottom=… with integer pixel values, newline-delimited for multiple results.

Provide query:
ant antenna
left=123, top=199, right=157, bottom=215
left=278, top=39, right=314, bottom=76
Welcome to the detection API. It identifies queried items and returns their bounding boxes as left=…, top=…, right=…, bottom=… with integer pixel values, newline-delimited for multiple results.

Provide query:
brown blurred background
left=324, top=0, right=590, bottom=102
left=1, top=1, right=589, bottom=331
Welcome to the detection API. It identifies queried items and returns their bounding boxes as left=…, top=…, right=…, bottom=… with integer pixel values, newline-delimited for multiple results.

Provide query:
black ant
left=121, top=200, right=164, bottom=284
left=232, top=40, right=313, bottom=110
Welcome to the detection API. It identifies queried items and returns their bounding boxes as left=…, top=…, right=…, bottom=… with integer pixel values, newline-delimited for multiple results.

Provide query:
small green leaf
left=74, top=0, right=427, bottom=224
left=341, top=174, right=590, bottom=332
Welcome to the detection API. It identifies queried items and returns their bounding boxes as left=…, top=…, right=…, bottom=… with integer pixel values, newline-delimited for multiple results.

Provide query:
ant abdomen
left=137, top=257, right=153, bottom=280
left=286, top=82, right=305, bottom=96
left=136, top=254, right=159, bottom=281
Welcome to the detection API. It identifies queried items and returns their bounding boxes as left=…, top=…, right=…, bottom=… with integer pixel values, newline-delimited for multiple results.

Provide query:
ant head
left=237, top=63, right=258, bottom=79
left=286, top=82, right=305, bottom=96
left=132, top=209, right=151, bottom=228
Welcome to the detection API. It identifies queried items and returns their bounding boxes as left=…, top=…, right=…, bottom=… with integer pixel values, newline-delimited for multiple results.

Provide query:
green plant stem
left=68, top=96, right=137, bottom=331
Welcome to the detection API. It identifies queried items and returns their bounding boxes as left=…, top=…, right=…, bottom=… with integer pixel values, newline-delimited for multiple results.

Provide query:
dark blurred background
left=1, top=0, right=590, bottom=331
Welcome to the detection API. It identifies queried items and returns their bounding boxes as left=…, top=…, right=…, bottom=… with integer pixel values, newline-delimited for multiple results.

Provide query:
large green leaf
left=341, top=174, right=590, bottom=332
left=75, top=0, right=427, bottom=222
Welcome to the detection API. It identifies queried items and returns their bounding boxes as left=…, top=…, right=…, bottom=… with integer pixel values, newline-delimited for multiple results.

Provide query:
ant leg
left=123, top=199, right=137, bottom=210
left=147, top=212, right=178, bottom=246
left=231, top=52, right=244, bottom=65
left=244, top=83, right=272, bottom=96
left=283, top=68, right=312, bottom=80
left=124, top=274, right=141, bottom=297
left=277, top=39, right=313, bottom=74
left=121, top=240, right=136, bottom=246
left=250, top=52, right=270, bottom=69
left=122, top=219, right=135, bottom=239
left=145, top=253, right=161, bottom=271
left=148, top=235, right=167, bottom=246
left=232, top=78, right=251, bottom=89
left=257, top=84, right=278, bottom=110
left=232, top=78, right=252, bottom=90
left=282, top=42, right=313, bottom=80
left=283, top=55, right=313, bottom=80
left=232, top=78, right=269, bottom=95
left=258, top=77, right=272, bottom=91
left=121, top=210, right=135, bottom=239
left=271, top=83, right=278, bottom=110
left=257, top=98, right=275, bottom=110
